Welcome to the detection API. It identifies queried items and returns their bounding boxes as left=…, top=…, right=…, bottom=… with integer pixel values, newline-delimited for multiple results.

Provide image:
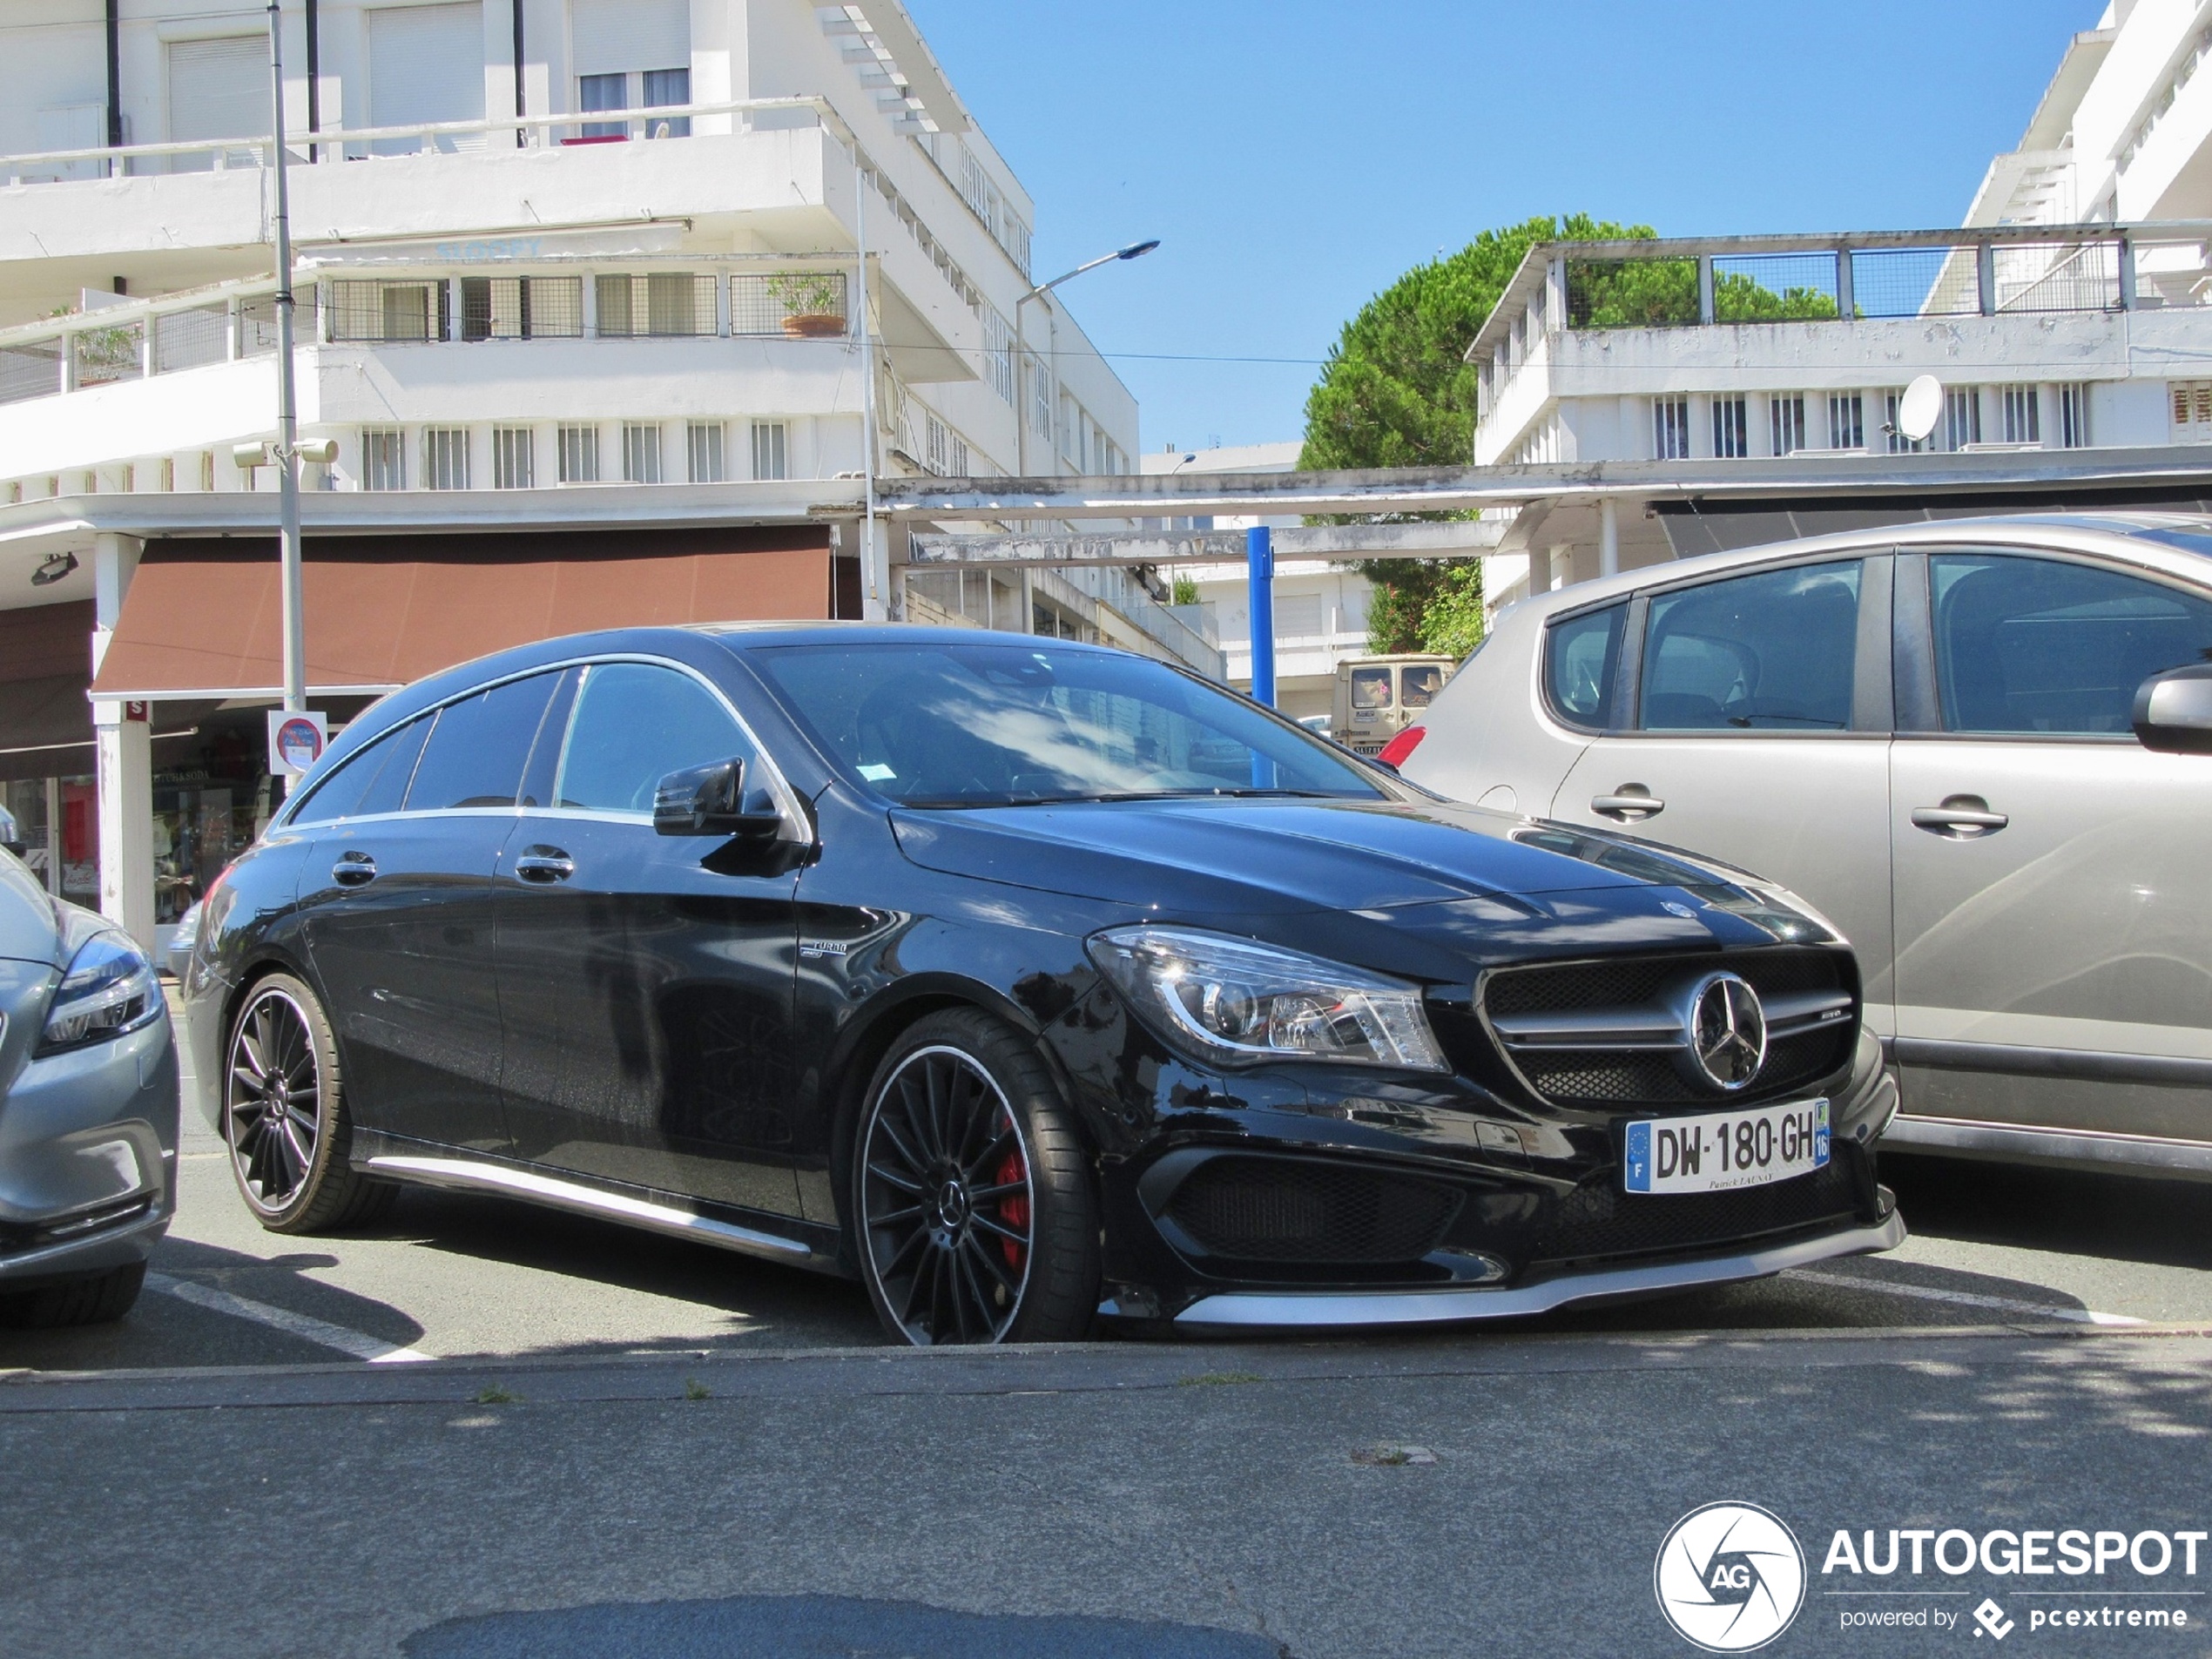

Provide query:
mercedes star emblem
left=1684, top=973, right=1768, bottom=1092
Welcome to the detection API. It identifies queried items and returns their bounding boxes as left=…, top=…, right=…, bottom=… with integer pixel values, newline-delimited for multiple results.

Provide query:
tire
left=223, top=973, right=397, bottom=1234
left=0, top=1261, right=146, bottom=1329
left=852, top=1008, right=1099, bottom=1346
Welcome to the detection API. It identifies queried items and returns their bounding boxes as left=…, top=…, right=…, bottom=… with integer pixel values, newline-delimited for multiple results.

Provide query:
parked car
left=181, top=624, right=1902, bottom=1346
left=1397, top=512, right=2212, bottom=1181
left=1332, top=652, right=1456, bottom=756
left=0, top=848, right=178, bottom=1327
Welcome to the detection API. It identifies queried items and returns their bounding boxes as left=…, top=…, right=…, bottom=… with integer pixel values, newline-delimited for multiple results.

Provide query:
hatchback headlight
left=39, top=931, right=161, bottom=1055
left=1087, top=925, right=1447, bottom=1071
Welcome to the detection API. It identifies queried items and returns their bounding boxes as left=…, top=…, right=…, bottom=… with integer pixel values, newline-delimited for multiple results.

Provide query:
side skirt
left=361, top=1149, right=846, bottom=1275
left=1878, top=1113, right=2212, bottom=1183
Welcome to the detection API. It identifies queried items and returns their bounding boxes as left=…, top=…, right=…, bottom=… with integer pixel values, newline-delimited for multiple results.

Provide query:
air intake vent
left=1163, top=1158, right=1462, bottom=1264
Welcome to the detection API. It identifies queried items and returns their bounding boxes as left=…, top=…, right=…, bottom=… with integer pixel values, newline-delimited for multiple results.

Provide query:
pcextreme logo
left=1655, top=1502, right=1809, bottom=1653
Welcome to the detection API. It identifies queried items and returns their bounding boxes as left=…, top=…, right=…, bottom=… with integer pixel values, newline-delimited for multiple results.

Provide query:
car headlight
left=39, top=931, right=161, bottom=1055
left=1086, top=925, right=1447, bottom=1071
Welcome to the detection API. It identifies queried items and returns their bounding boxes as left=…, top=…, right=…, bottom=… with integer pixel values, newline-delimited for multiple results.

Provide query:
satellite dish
left=1897, top=374, right=1943, bottom=443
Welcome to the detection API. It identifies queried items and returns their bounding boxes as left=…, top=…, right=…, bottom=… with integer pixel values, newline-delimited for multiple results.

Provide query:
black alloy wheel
left=223, top=974, right=395, bottom=1233
left=853, top=1009, right=1099, bottom=1346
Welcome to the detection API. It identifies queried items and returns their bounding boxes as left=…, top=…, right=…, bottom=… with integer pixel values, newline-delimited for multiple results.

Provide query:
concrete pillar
left=90, top=532, right=153, bottom=950
left=1528, top=545, right=1553, bottom=598
left=42, top=777, right=62, bottom=898
left=1599, top=497, right=1620, bottom=578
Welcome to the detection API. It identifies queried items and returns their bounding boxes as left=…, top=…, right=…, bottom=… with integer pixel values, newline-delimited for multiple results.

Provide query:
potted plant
left=767, top=272, right=847, bottom=338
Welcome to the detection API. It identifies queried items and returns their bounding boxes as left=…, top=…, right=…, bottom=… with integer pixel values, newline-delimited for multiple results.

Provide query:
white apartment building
left=1136, top=442, right=1373, bottom=724
left=0, top=0, right=1176, bottom=953
left=1467, top=0, right=2212, bottom=610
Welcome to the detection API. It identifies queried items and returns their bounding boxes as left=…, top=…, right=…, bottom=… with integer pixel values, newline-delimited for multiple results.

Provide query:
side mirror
left=2133, top=664, right=2212, bottom=754
left=653, top=759, right=783, bottom=840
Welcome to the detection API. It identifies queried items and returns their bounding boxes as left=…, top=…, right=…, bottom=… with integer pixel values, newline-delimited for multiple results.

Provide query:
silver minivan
left=1401, top=513, right=2212, bottom=1181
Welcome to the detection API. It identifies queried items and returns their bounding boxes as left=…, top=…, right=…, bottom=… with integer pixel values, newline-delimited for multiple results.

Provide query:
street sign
left=266, top=709, right=328, bottom=777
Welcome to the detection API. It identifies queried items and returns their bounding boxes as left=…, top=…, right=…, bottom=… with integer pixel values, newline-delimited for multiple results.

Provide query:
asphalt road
left=11, top=1024, right=2212, bottom=1656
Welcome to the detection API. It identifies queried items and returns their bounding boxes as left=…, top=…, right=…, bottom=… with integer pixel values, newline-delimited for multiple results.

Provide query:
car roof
left=1503, top=510, right=2212, bottom=625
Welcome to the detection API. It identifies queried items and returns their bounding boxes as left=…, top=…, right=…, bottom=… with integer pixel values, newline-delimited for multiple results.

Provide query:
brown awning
left=91, top=527, right=840, bottom=699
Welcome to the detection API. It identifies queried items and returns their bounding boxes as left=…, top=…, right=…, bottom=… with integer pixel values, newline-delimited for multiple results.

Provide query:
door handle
left=1590, top=786, right=1664, bottom=820
left=1910, top=796, right=2008, bottom=839
left=514, top=846, right=575, bottom=883
left=331, top=852, right=377, bottom=887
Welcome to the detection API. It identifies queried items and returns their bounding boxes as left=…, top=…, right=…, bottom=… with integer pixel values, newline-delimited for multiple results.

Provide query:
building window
left=750, top=421, right=787, bottom=481
left=923, top=410, right=969, bottom=477
left=361, top=428, right=406, bottom=490
left=1653, top=396, right=1690, bottom=460
left=1712, top=395, right=1749, bottom=459
left=983, top=307, right=1015, bottom=404
left=558, top=425, right=600, bottom=483
left=1945, top=387, right=1982, bottom=450
left=2059, top=383, right=2091, bottom=448
left=595, top=274, right=717, bottom=338
left=1769, top=395, right=1806, bottom=456
left=2172, top=382, right=2212, bottom=442
left=199, top=451, right=216, bottom=491
left=1028, top=355, right=1052, bottom=439
left=1885, top=390, right=1928, bottom=454
left=328, top=280, right=447, bottom=343
left=622, top=422, right=663, bottom=483
left=421, top=428, right=469, bottom=490
left=1276, top=593, right=1324, bottom=640
left=1827, top=393, right=1864, bottom=449
left=577, top=67, right=690, bottom=139
left=493, top=427, right=534, bottom=489
left=686, top=421, right=725, bottom=482
left=461, top=277, right=583, bottom=341
left=1999, top=385, right=2040, bottom=446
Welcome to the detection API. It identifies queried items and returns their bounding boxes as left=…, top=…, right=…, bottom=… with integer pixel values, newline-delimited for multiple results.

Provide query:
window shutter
left=368, top=4, right=486, bottom=134
left=168, top=36, right=266, bottom=144
left=571, top=0, right=690, bottom=77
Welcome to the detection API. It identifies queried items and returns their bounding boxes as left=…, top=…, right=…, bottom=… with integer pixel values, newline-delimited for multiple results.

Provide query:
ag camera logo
left=1655, top=1501, right=1807, bottom=1652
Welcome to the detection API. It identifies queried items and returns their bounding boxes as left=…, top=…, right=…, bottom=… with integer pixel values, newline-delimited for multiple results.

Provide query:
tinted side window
left=287, top=739, right=382, bottom=826
left=1930, top=553, right=2212, bottom=735
left=405, top=673, right=562, bottom=811
left=1544, top=603, right=1626, bottom=729
left=556, top=663, right=750, bottom=813
left=352, top=716, right=433, bottom=817
left=1641, top=561, right=1860, bottom=732
left=1401, top=664, right=1444, bottom=709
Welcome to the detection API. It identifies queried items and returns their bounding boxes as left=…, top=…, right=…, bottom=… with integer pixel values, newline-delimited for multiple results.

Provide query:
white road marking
left=1787, top=1268, right=2145, bottom=1327
left=146, top=1272, right=435, bottom=1364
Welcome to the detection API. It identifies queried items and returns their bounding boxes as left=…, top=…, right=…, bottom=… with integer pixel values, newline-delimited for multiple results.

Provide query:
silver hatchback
left=1402, top=513, right=2212, bottom=1181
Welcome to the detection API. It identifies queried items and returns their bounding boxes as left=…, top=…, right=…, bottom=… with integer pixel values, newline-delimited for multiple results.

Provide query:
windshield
left=752, top=641, right=1387, bottom=807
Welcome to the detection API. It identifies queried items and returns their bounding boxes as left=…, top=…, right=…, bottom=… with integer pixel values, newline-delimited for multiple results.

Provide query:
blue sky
left=900, top=0, right=2100, bottom=455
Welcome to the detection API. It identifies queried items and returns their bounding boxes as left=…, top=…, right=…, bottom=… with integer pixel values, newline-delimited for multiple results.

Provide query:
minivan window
left=1350, top=667, right=1393, bottom=710
left=1641, top=561, right=1860, bottom=732
left=556, top=663, right=751, bottom=813
left=1544, top=603, right=1626, bottom=729
left=1401, top=664, right=1444, bottom=709
left=1930, top=553, right=2212, bottom=735
left=404, top=672, right=562, bottom=811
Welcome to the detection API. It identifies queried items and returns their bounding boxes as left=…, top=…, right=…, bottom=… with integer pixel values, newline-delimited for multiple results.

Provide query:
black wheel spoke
left=866, top=1158, right=924, bottom=1196
left=870, top=1203, right=924, bottom=1227
left=963, top=1123, right=1018, bottom=1182
left=227, top=990, right=320, bottom=1211
left=970, top=1212, right=1025, bottom=1246
left=961, top=1230, right=1017, bottom=1293
left=966, top=1180, right=1024, bottom=1204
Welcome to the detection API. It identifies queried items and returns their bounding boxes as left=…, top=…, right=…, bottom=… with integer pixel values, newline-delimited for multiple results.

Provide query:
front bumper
left=0, top=1014, right=179, bottom=1287
left=1165, top=1206, right=1905, bottom=1329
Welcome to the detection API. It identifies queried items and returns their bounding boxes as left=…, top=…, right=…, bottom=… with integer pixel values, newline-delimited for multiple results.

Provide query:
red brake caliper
left=995, top=1129, right=1029, bottom=1271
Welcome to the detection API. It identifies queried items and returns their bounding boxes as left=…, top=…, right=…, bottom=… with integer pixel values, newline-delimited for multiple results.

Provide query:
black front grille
left=1480, top=948, right=1856, bottom=1108
left=1533, top=1155, right=1863, bottom=1268
left=1163, top=1157, right=1463, bottom=1264
left=0, top=1194, right=154, bottom=1258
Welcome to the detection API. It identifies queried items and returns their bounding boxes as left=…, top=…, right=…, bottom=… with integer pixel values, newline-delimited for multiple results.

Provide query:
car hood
left=888, top=795, right=1750, bottom=915
left=0, top=855, right=60, bottom=968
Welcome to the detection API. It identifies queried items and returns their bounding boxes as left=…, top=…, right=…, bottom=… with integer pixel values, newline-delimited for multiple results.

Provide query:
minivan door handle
left=1590, top=786, right=1664, bottom=821
left=331, top=852, right=377, bottom=887
left=1911, top=796, right=2008, bottom=839
left=514, top=846, right=575, bottom=883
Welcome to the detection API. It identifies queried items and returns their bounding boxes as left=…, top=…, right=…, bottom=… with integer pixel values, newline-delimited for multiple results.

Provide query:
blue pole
left=1246, top=524, right=1275, bottom=707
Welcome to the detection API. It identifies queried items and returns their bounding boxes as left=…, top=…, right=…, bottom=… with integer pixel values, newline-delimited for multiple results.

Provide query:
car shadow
left=1883, top=1151, right=2212, bottom=1272
left=403, top=1594, right=1282, bottom=1659
left=346, top=1185, right=882, bottom=1342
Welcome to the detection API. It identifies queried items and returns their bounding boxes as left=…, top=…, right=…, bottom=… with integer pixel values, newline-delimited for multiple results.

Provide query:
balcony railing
left=0, top=263, right=862, bottom=410
left=1471, top=223, right=2212, bottom=417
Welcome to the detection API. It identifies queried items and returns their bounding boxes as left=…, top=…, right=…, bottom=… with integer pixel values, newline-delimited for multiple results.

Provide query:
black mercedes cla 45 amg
left=179, top=624, right=1904, bottom=1345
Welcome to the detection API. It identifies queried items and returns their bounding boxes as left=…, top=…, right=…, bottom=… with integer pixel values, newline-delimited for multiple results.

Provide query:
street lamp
left=1013, top=239, right=1158, bottom=478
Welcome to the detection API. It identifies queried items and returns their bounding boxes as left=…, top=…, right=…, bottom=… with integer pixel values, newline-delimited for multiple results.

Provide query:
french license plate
left=1623, top=1099, right=1829, bottom=1196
